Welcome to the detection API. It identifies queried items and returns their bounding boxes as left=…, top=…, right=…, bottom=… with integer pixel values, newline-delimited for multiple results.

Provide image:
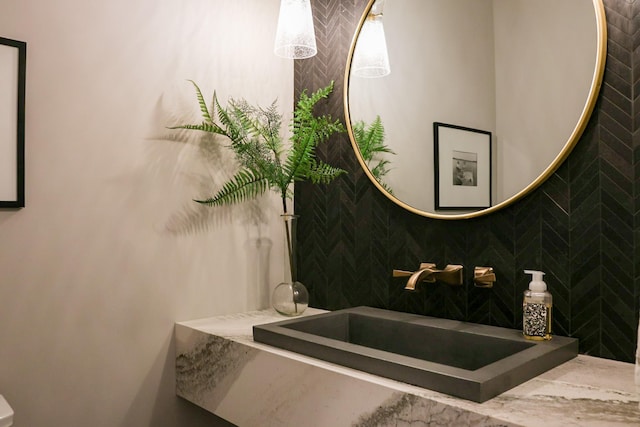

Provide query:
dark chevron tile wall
left=294, top=0, right=639, bottom=362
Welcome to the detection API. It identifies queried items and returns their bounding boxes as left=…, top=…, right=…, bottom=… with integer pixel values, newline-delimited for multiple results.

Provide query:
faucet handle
left=474, top=266, right=496, bottom=288
left=418, top=262, right=437, bottom=270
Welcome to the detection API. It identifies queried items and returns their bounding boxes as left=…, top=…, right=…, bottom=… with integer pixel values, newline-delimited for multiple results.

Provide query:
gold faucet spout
left=405, top=267, right=437, bottom=290
left=396, top=263, right=464, bottom=290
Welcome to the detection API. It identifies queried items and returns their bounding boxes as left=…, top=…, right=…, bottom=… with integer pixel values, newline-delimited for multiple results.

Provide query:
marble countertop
left=175, top=308, right=640, bottom=426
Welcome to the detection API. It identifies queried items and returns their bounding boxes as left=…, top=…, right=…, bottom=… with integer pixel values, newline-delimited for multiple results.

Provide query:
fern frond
left=228, top=100, right=263, bottom=139
left=283, top=82, right=345, bottom=187
left=283, top=121, right=318, bottom=183
left=380, top=181, right=394, bottom=195
left=370, top=159, right=392, bottom=178
left=187, top=80, right=213, bottom=123
left=296, top=81, right=334, bottom=117
left=194, top=169, right=269, bottom=207
left=306, top=161, right=347, bottom=184
left=213, top=94, right=244, bottom=144
left=353, top=117, right=393, bottom=161
left=168, top=122, right=227, bottom=136
left=217, top=97, right=284, bottom=194
left=292, top=82, right=334, bottom=134
left=352, top=116, right=396, bottom=193
left=263, top=100, right=283, bottom=152
left=171, top=80, right=347, bottom=213
left=366, top=116, right=394, bottom=156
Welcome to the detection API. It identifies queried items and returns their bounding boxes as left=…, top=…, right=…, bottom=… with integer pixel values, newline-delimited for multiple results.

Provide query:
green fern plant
left=352, top=116, right=395, bottom=194
left=170, top=80, right=346, bottom=215
left=169, top=81, right=345, bottom=293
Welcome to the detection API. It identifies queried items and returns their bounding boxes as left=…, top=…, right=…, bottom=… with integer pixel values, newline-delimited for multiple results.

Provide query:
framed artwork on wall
left=434, top=122, right=491, bottom=210
left=0, top=36, right=26, bottom=208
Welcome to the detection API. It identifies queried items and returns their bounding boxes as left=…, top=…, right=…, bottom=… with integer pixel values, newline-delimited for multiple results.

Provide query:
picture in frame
left=434, top=122, right=491, bottom=210
left=0, top=36, right=26, bottom=208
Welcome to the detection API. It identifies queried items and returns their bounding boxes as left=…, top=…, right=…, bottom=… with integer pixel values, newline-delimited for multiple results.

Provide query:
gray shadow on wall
left=147, top=94, right=271, bottom=236
left=142, top=91, right=280, bottom=311
left=244, top=236, right=273, bottom=310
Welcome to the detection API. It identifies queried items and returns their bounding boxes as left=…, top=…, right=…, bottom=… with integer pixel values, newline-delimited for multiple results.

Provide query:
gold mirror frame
left=344, top=0, right=607, bottom=220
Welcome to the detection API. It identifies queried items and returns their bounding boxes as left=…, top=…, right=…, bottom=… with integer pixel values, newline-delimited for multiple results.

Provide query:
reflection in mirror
left=346, top=0, right=606, bottom=219
left=352, top=116, right=396, bottom=194
left=351, top=0, right=391, bottom=78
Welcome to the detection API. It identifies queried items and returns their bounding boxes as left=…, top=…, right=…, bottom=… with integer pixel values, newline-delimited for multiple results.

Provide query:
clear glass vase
left=272, top=214, right=309, bottom=316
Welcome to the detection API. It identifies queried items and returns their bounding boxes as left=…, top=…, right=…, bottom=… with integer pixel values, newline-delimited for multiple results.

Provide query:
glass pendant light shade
left=274, top=0, right=317, bottom=59
left=352, top=13, right=391, bottom=78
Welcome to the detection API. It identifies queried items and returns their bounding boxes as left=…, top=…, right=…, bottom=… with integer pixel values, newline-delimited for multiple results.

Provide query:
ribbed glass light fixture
left=274, top=0, right=317, bottom=59
left=352, top=2, right=390, bottom=78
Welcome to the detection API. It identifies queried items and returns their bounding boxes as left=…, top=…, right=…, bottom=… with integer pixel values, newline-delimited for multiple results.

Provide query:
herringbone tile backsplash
left=294, top=0, right=639, bottom=362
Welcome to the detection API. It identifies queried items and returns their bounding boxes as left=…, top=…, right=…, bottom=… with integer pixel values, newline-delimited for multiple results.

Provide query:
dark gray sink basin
left=253, top=306, right=578, bottom=402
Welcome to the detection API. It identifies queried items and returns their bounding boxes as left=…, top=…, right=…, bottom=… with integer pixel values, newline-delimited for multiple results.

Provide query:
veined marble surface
left=175, top=308, right=640, bottom=427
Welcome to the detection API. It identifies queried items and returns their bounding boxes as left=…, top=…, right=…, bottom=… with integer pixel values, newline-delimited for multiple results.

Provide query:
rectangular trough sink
left=253, top=306, right=578, bottom=402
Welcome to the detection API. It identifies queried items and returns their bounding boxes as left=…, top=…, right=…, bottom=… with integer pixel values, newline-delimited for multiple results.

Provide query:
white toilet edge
left=0, top=395, right=14, bottom=426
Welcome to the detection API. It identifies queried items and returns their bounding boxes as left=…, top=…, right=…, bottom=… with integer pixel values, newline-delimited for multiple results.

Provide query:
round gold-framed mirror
left=344, top=0, right=607, bottom=219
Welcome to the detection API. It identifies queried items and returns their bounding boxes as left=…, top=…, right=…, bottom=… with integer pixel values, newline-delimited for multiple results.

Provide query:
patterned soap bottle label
left=523, top=303, right=547, bottom=337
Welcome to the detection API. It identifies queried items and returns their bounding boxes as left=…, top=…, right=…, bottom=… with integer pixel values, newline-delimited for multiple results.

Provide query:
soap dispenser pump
left=523, top=270, right=552, bottom=340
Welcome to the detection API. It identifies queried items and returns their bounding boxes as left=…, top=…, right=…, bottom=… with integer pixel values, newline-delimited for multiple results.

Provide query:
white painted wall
left=0, top=1, right=292, bottom=426
left=493, top=0, right=596, bottom=200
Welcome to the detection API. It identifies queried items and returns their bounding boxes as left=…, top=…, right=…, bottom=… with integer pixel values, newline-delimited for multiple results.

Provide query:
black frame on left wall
left=0, top=36, right=26, bottom=208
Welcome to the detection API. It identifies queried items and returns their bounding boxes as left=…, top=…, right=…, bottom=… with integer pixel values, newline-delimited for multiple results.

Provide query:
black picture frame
left=434, top=122, right=491, bottom=210
left=0, top=36, right=26, bottom=208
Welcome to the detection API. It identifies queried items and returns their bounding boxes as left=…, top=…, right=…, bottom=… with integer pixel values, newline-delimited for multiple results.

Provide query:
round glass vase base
left=272, top=281, right=309, bottom=316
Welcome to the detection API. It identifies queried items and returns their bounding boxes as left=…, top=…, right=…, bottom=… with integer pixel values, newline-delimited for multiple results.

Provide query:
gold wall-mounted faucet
left=393, top=263, right=464, bottom=290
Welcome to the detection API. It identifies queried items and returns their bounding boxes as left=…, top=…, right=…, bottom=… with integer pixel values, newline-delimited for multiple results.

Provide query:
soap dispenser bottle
left=523, top=270, right=552, bottom=340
